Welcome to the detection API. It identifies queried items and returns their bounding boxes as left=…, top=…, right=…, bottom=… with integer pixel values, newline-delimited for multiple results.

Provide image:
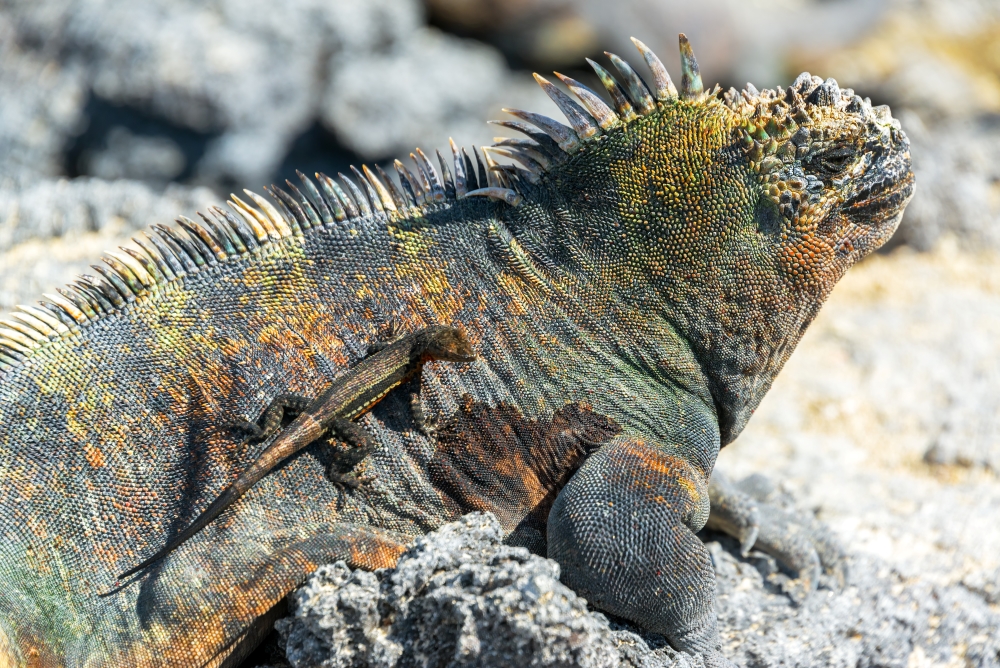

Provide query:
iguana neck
left=498, top=103, right=830, bottom=445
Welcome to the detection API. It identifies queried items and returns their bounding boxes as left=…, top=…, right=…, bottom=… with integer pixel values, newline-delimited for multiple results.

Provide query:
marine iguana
left=0, top=34, right=913, bottom=667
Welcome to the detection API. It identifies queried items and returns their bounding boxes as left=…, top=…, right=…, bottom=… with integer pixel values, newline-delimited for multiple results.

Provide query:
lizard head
left=491, top=35, right=914, bottom=443
left=415, top=325, right=477, bottom=364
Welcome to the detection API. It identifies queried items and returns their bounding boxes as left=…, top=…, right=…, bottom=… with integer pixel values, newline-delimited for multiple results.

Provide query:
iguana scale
left=0, top=34, right=913, bottom=667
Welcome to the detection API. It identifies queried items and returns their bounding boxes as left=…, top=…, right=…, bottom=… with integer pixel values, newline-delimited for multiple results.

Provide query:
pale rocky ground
left=712, top=240, right=1000, bottom=666
left=723, top=240, right=1000, bottom=583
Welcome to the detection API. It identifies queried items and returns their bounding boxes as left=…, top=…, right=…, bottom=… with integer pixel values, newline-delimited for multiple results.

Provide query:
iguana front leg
left=547, top=436, right=734, bottom=668
left=410, top=392, right=439, bottom=437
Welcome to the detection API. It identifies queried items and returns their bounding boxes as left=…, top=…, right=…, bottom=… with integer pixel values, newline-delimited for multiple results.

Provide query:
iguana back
left=0, top=35, right=913, bottom=667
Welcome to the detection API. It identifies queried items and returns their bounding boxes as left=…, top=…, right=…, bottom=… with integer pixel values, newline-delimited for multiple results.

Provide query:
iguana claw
left=707, top=470, right=847, bottom=603
left=706, top=469, right=760, bottom=556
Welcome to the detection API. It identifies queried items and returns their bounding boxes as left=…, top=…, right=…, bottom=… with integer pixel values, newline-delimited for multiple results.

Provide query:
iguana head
left=414, top=324, right=477, bottom=364
left=491, top=34, right=914, bottom=443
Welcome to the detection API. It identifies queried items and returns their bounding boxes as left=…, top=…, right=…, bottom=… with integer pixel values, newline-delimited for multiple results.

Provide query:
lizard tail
left=113, top=451, right=283, bottom=583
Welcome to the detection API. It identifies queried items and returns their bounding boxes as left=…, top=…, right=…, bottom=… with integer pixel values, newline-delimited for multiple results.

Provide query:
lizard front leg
left=547, top=435, right=734, bottom=668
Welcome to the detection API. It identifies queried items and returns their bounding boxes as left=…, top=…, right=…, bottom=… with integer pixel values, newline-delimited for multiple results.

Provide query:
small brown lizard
left=117, top=325, right=475, bottom=580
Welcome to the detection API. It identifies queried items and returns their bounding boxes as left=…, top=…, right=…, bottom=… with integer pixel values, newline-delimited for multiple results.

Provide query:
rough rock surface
left=320, top=27, right=543, bottom=161
left=273, top=506, right=1000, bottom=668
left=894, top=113, right=1000, bottom=251
left=275, top=513, right=700, bottom=668
left=0, top=0, right=998, bottom=664
left=0, top=15, right=87, bottom=182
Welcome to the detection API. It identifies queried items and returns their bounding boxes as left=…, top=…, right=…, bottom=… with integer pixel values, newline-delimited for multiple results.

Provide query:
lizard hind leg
left=229, top=393, right=314, bottom=443
left=325, top=419, right=378, bottom=488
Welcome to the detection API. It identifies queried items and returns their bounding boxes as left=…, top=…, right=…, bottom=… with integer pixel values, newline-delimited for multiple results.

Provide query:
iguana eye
left=818, top=148, right=855, bottom=174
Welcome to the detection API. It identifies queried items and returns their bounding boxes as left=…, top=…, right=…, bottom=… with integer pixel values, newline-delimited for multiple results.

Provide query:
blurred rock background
left=1, top=0, right=999, bottom=665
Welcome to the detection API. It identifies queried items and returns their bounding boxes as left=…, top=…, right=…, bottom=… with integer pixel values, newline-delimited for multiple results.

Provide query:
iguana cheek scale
left=0, top=34, right=912, bottom=667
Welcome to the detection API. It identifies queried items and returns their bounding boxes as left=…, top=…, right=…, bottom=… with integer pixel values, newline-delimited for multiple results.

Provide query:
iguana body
left=0, top=35, right=913, bottom=667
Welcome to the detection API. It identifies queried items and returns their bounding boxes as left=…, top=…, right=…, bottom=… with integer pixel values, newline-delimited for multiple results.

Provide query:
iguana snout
left=836, top=126, right=914, bottom=254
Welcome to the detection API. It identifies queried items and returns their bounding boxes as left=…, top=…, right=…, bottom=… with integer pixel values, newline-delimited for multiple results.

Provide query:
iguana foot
left=705, top=469, right=759, bottom=557
left=706, top=470, right=846, bottom=603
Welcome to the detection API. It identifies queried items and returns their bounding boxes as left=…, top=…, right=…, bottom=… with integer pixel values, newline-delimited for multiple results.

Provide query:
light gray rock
left=0, top=15, right=87, bottom=181
left=0, top=177, right=215, bottom=252
left=4, top=0, right=420, bottom=183
left=707, top=503, right=1000, bottom=667
left=275, top=509, right=1000, bottom=668
left=276, top=513, right=700, bottom=668
left=712, top=542, right=1000, bottom=667
left=321, top=27, right=546, bottom=162
left=1, top=0, right=547, bottom=187
left=716, top=246, right=1000, bottom=666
